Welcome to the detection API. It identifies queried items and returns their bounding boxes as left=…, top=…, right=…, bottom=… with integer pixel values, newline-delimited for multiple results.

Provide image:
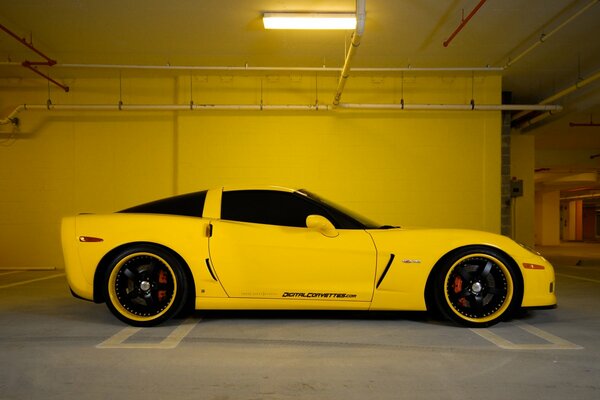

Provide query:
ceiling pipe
left=561, top=193, right=600, bottom=201
left=443, top=0, right=488, bottom=47
left=60, top=64, right=342, bottom=73
left=570, top=122, right=600, bottom=127
left=515, top=110, right=560, bottom=129
left=0, top=24, right=56, bottom=65
left=352, top=66, right=502, bottom=72
left=21, top=62, right=70, bottom=92
left=0, top=103, right=329, bottom=124
left=512, top=68, right=600, bottom=125
left=504, top=0, right=599, bottom=69
left=1, top=102, right=564, bottom=125
left=0, top=23, right=69, bottom=92
left=0, top=104, right=25, bottom=125
left=337, top=103, right=563, bottom=112
left=332, top=0, right=366, bottom=107
left=0, top=62, right=503, bottom=73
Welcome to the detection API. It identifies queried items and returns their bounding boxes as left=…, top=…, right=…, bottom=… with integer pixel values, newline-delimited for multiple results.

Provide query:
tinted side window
left=119, top=191, right=207, bottom=217
left=221, top=190, right=329, bottom=227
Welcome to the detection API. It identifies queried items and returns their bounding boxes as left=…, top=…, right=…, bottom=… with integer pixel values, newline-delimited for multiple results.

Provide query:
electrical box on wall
left=511, top=179, right=523, bottom=197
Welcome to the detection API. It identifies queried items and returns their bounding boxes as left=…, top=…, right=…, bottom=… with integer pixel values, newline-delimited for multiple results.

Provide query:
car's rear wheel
left=104, top=245, right=189, bottom=327
left=433, top=248, right=522, bottom=327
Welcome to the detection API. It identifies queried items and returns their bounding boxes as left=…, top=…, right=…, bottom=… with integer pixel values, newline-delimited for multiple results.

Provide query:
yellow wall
left=0, top=73, right=501, bottom=269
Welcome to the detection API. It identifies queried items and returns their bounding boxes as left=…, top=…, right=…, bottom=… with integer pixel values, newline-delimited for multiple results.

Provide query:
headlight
left=517, top=241, right=542, bottom=256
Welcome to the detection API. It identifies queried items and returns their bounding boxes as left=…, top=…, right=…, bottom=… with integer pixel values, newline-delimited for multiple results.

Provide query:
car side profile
left=62, top=186, right=556, bottom=327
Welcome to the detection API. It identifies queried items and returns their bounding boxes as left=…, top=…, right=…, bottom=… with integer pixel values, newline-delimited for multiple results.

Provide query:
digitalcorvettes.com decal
left=282, top=292, right=358, bottom=299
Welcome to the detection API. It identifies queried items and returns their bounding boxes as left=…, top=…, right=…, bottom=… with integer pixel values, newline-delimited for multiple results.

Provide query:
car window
left=221, top=190, right=330, bottom=228
left=119, top=191, right=207, bottom=217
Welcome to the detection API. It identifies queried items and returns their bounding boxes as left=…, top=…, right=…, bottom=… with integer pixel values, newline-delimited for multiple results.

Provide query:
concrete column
left=500, top=101, right=512, bottom=237
left=565, top=200, right=583, bottom=241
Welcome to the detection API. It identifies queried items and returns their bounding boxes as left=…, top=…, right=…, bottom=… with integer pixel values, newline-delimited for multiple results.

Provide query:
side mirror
left=306, top=215, right=338, bottom=238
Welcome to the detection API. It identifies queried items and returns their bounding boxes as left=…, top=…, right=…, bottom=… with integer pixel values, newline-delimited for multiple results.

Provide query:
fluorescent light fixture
left=263, top=13, right=356, bottom=30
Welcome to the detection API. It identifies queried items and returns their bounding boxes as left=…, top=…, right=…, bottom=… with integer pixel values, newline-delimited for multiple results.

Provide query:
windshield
left=297, top=189, right=382, bottom=229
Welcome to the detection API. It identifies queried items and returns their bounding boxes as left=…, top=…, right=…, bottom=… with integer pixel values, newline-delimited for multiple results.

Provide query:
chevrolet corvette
left=62, top=186, right=556, bottom=327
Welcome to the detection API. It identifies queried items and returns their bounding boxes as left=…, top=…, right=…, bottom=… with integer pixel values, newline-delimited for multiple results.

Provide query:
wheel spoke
left=458, top=267, right=471, bottom=281
left=122, top=267, right=138, bottom=280
left=146, top=260, right=156, bottom=273
left=143, top=291, right=156, bottom=308
left=468, top=293, right=484, bottom=312
left=480, top=261, right=493, bottom=279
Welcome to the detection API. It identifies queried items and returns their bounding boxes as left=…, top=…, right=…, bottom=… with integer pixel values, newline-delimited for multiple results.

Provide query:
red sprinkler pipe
left=0, top=23, right=69, bottom=92
left=443, top=0, right=488, bottom=47
left=0, top=23, right=56, bottom=65
left=22, top=62, right=70, bottom=92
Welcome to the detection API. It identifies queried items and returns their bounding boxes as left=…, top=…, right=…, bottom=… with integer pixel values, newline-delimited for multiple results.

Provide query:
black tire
left=432, top=247, right=523, bottom=328
left=103, top=245, right=189, bottom=327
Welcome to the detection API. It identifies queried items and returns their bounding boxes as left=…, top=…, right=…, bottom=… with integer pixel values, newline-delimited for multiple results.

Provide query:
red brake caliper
left=454, top=276, right=469, bottom=307
left=453, top=276, right=463, bottom=293
left=158, top=270, right=168, bottom=302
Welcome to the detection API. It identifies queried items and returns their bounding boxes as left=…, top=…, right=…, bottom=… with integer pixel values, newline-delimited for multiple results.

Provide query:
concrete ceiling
left=1, top=0, right=599, bottom=179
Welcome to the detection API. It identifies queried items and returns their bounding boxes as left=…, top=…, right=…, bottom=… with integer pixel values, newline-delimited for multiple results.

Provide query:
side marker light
left=79, top=236, right=104, bottom=243
left=523, top=263, right=545, bottom=270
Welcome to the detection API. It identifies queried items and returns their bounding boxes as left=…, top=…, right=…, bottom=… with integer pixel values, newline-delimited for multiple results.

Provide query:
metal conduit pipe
left=333, top=0, right=366, bottom=106
left=337, top=103, right=563, bottom=112
left=504, top=0, right=599, bottom=69
left=515, top=111, right=559, bottom=129
left=512, top=68, right=600, bottom=122
left=0, top=105, right=25, bottom=125
left=60, top=64, right=343, bottom=73
left=1, top=102, right=564, bottom=125
left=0, top=61, right=503, bottom=73
left=0, top=103, right=330, bottom=123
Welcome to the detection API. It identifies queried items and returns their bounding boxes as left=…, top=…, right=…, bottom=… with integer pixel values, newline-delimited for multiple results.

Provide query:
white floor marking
left=0, top=271, right=23, bottom=277
left=470, top=321, right=583, bottom=350
left=96, top=318, right=200, bottom=349
left=556, top=272, right=600, bottom=284
left=0, top=273, right=66, bottom=289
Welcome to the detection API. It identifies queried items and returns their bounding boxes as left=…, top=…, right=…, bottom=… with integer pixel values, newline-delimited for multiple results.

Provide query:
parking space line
left=96, top=318, right=200, bottom=349
left=0, top=271, right=23, bottom=276
left=0, top=273, right=65, bottom=289
left=470, top=321, right=583, bottom=350
left=556, top=272, right=600, bottom=284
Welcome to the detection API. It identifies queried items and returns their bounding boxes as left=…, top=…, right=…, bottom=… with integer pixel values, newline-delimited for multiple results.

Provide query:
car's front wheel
left=433, top=248, right=522, bottom=327
left=103, top=245, right=189, bottom=326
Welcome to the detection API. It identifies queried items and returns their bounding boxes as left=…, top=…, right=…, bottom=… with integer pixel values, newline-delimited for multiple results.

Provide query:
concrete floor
left=1, top=244, right=599, bottom=400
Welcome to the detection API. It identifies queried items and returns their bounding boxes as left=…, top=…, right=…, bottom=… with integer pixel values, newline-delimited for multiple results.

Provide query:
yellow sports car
left=62, top=186, right=556, bottom=327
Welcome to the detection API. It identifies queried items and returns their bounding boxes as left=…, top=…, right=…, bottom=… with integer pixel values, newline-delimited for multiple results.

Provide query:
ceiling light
left=263, top=13, right=357, bottom=30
